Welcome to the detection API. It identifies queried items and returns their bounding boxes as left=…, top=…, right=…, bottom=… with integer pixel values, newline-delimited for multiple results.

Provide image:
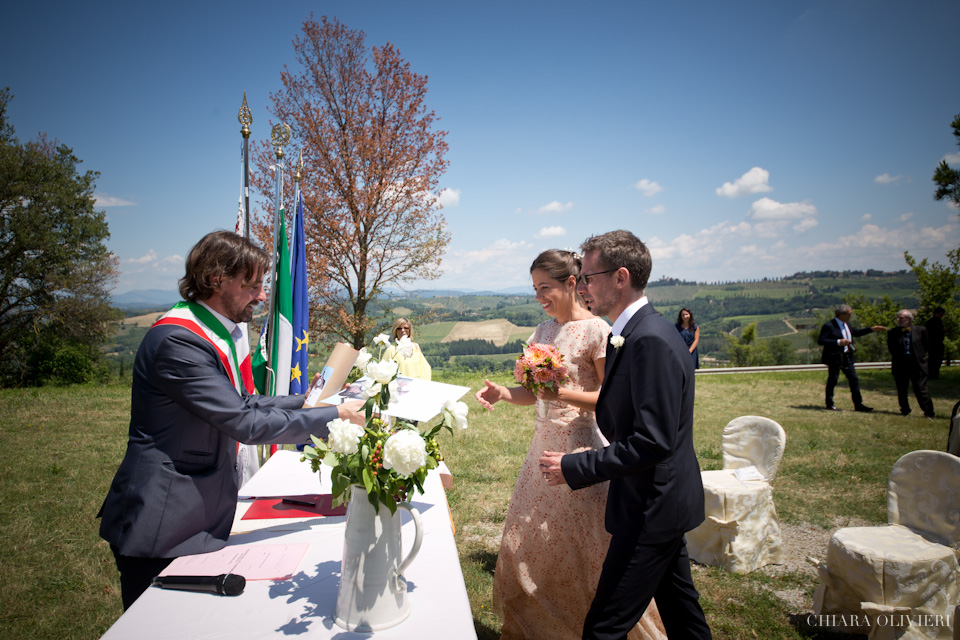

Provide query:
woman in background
left=383, top=317, right=432, bottom=380
left=475, top=249, right=665, bottom=640
left=677, top=307, right=700, bottom=369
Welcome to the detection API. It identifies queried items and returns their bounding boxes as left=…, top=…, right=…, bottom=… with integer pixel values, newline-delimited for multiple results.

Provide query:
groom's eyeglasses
left=577, top=268, right=618, bottom=285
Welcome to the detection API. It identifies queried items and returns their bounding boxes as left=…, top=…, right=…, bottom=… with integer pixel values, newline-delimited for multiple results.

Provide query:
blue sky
left=3, top=1, right=960, bottom=295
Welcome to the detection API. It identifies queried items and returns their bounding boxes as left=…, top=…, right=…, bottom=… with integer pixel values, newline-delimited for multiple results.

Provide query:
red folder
left=241, top=494, right=347, bottom=520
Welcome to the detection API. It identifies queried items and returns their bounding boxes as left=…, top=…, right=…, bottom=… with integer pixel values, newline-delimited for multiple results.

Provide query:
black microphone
left=151, top=573, right=246, bottom=596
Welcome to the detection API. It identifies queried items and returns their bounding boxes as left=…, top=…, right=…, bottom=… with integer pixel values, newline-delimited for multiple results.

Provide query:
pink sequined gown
left=493, top=318, right=667, bottom=640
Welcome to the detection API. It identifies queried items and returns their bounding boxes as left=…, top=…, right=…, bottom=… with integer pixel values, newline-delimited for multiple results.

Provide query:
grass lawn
left=0, top=368, right=956, bottom=639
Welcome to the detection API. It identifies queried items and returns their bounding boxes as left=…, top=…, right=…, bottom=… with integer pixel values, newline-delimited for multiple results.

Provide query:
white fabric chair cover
left=687, top=416, right=786, bottom=573
left=814, top=450, right=960, bottom=640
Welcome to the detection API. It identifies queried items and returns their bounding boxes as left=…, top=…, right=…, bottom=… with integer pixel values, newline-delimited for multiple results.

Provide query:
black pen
left=281, top=498, right=316, bottom=507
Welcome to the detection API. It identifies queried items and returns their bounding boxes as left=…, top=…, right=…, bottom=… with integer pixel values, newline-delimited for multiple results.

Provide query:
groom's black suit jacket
left=561, top=302, right=704, bottom=542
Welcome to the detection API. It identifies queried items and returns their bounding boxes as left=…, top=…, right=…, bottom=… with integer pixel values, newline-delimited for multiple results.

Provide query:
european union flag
left=289, top=191, right=310, bottom=394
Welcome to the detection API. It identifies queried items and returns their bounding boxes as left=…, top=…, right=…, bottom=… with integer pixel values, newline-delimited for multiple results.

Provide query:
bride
left=475, top=249, right=666, bottom=640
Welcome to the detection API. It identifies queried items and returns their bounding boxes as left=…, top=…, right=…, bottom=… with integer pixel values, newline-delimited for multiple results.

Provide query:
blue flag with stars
left=289, top=191, right=310, bottom=394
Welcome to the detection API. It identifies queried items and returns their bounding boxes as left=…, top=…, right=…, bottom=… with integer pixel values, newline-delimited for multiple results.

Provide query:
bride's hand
left=475, top=379, right=501, bottom=410
left=537, top=386, right=561, bottom=403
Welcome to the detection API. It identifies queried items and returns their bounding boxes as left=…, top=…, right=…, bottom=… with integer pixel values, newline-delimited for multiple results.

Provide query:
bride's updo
left=530, top=249, right=581, bottom=281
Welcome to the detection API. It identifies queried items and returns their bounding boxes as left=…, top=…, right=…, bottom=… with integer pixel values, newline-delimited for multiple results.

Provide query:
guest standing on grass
left=539, top=231, right=711, bottom=640
left=97, top=231, right=363, bottom=610
left=888, top=309, right=935, bottom=419
left=817, top=304, right=886, bottom=412
left=475, top=249, right=665, bottom=640
left=676, top=307, right=700, bottom=369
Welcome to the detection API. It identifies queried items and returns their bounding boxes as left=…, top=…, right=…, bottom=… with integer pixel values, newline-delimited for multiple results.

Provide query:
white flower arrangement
left=302, top=331, right=468, bottom=514
left=610, top=335, right=625, bottom=350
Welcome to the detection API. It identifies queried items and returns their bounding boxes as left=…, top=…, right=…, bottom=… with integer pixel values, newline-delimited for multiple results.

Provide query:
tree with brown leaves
left=252, top=15, right=450, bottom=349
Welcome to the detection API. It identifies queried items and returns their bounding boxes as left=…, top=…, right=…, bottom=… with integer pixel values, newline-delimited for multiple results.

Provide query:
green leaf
left=362, top=467, right=375, bottom=494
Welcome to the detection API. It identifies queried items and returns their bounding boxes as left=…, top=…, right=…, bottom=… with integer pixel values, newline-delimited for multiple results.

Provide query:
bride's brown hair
left=530, top=249, right=581, bottom=281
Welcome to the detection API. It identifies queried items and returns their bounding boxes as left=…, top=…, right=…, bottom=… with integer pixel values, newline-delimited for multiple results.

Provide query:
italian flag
left=253, top=207, right=292, bottom=397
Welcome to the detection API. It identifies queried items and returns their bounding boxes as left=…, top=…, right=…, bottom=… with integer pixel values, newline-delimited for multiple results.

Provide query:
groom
left=539, top=230, right=711, bottom=640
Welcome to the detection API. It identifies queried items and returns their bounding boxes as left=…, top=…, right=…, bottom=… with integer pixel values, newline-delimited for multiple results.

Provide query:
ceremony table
left=100, top=450, right=477, bottom=639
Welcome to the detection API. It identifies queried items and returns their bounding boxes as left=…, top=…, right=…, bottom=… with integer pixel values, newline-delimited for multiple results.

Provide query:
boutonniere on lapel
left=610, top=335, right=624, bottom=350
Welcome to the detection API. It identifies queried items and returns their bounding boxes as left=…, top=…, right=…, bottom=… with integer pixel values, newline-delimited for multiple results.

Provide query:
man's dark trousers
left=825, top=351, right=862, bottom=408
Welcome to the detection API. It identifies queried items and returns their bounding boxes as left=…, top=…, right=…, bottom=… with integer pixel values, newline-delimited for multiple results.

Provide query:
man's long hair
left=178, top=231, right=270, bottom=302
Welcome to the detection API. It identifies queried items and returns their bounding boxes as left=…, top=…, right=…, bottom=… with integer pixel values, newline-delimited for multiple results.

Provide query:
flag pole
left=292, top=149, right=302, bottom=257
left=266, top=122, right=291, bottom=394
left=237, top=92, right=253, bottom=238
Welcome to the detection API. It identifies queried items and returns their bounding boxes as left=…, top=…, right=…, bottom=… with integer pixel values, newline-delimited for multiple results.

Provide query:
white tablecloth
left=101, top=451, right=477, bottom=639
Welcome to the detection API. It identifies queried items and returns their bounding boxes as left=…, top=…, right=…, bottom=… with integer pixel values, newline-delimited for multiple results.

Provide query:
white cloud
left=440, top=239, right=537, bottom=279
left=746, top=197, right=817, bottom=221
left=860, top=213, right=873, bottom=222
left=874, top=173, right=904, bottom=185
left=122, top=250, right=182, bottom=268
left=115, top=250, right=184, bottom=293
left=536, top=226, right=566, bottom=238
left=95, top=194, right=137, bottom=207
left=943, top=152, right=960, bottom=164
left=645, top=219, right=960, bottom=285
left=716, top=167, right=773, bottom=198
left=537, top=201, right=574, bottom=214
left=898, top=212, right=915, bottom=222
left=633, top=179, right=663, bottom=197
left=645, top=204, right=667, bottom=215
left=438, top=188, right=461, bottom=208
left=743, top=198, right=818, bottom=238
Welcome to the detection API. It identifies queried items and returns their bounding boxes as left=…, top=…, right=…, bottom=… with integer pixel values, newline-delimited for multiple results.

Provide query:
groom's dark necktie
left=605, top=333, right=617, bottom=378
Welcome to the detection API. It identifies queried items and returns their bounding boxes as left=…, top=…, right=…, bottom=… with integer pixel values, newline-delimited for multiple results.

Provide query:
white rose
left=373, top=333, right=391, bottom=347
left=382, top=429, right=427, bottom=476
left=610, top=335, right=624, bottom=349
left=326, top=418, right=365, bottom=455
left=443, top=399, right=469, bottom=430
left=366, top=358, right=399, bottom=384
left=355, top=347, right=373, bottom=369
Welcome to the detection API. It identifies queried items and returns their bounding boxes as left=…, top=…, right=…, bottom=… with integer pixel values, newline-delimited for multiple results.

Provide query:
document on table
left=158, top=542, right=310, bottom=581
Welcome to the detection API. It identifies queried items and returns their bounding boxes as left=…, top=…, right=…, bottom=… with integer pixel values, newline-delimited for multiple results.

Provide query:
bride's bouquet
left=514, top=343, right=569, bottom=394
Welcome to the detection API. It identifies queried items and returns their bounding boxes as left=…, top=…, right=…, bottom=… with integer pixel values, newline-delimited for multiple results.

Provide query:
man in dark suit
left=99, top=231, right=363, bottom=609
left=888, top=309, right=935, bottom=418
left=539, top=230, right=711, bottom=640
left=817, top=304, right=886, bottom=411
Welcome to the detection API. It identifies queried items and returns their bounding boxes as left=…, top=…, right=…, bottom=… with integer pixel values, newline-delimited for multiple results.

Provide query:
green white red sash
left=153, top=301, right=254, bottom=395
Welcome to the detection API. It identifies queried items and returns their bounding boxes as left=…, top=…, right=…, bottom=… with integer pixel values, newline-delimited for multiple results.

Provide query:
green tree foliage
left=724, top=322, right=756, bottom=366
left=932, top=111, right=960, bottom=208
left=902, top=250, right=960, bottom=361
left=0, top=88, right=119, bottom=386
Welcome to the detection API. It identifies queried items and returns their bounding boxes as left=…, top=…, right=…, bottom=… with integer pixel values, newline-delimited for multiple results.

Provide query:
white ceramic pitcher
left=334, top=485, right=424, bottom=632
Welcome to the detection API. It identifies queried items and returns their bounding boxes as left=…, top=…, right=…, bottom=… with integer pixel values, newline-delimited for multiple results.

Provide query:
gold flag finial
left=238, top=92, right=252, bottom=138
left=271, top=122, right=291, bottom=160
left=294, top=149, right=304, bottom=182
